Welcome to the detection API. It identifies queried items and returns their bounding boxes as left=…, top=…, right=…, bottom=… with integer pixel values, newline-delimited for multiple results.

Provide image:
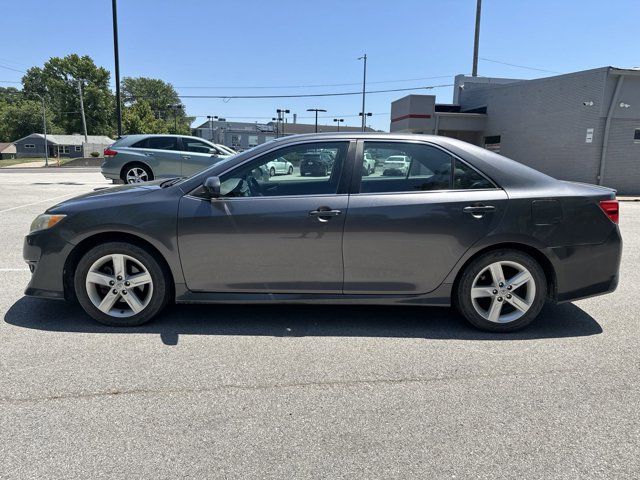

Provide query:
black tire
left=288, top=166, right=293, bottom=175
left=122, top=163, right=154, bottom=184
left=455, top=249, right=547, bottom=332
left=269, top=167, right=276, bottom=177
left=74, top=242, right=170, bottom=327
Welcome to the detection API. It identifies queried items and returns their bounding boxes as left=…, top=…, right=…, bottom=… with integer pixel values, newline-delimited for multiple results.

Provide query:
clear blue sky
left=1, top=0, right=639, bottom=131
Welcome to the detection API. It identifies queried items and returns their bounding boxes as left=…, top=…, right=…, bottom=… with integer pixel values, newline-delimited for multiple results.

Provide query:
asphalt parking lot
left=1, top=168, right=639, bottom=479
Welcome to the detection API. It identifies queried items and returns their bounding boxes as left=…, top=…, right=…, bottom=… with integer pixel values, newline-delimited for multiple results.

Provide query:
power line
left=173, top=84, right=452, bottom=100
left=480, top=58, right=562, bottom=74
left=143, top=75, right=454, bottom=90
left=0, top=63, right=26, bottom=74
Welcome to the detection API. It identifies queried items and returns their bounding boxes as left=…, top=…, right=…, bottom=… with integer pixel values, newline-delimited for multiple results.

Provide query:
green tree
left=122, top=101, right=168, bottom=134
left=0, top=100, right=60, bottom=142
left=121, top=77, right=192, bottom=134
left=21, top=54, right=115, bottom=136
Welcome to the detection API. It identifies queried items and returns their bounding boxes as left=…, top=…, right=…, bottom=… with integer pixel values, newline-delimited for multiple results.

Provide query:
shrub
left=90, top=151, right=100, bottom=157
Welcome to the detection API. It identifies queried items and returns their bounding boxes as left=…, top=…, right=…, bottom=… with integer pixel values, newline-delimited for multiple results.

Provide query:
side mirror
left=208, top=148, right=218, bottom=155
left=203, top=176, right=221, bottom=198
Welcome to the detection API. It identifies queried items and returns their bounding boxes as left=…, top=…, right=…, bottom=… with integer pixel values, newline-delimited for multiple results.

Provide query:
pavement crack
left=0, top=367, right=593, bottom=405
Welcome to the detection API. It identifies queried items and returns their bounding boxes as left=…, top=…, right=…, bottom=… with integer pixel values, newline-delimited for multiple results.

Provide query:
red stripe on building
left=391, top=113, right=432, bottom=122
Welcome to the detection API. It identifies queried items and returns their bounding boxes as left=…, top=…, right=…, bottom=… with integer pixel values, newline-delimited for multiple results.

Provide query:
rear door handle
left=463, top=205, right=496, bottom=215
left=181, top=155, right=191, bottom=159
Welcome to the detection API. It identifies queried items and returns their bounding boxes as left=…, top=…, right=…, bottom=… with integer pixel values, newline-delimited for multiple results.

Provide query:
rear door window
left=145, top=137, right=179, bottom=151
left=358, top=141, right=453, bottom=193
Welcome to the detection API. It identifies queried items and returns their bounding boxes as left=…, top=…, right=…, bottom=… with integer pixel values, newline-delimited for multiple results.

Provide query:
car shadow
left=4, top=297, right=602, bottom=346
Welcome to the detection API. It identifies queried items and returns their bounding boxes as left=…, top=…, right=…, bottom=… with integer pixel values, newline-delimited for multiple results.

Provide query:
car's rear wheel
left=74, top=242, right=169, bottom=326
left=288, top=165, right=293, bottom=175
left=123, top=164, right=153, bottom=184
left=456, top=249, right=547, bottom=332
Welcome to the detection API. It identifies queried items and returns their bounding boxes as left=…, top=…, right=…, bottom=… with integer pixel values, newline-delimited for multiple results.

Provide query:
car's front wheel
left=288, top=165, right=293, bottom=175
left=456, top=249, right=547, bottom=332
left=74, top=242, right=170, bottom=326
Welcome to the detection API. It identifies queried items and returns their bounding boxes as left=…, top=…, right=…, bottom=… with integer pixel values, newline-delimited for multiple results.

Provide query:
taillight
left=104, top=147, right=118, bottom=157
left=599, top=199, right=619, bottom=224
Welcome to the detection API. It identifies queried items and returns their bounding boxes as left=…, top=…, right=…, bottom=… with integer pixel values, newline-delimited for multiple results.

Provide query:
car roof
left=114, top=134, right=215, bottom=147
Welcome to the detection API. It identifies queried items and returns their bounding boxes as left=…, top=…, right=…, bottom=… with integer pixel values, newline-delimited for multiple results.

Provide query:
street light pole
left=167, top=104, right=183, bottom=133
left=333, top=118, right=344, bottom=132
left=207, top=115, right=218, bottom=142
left=111, top=0, right=122, bottom=137
left=276, top=108, right=290, bottom=136
left=307, top=108, right=327, bottom=133
left=359, top=112, right=372, bottom=131
left=358, top=54, right=367, bottom=132
left=472, top=0, right=482, bottom=77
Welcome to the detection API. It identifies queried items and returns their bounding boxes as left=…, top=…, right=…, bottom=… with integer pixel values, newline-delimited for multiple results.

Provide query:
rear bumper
left=23, top=230, right=75, bottom=300
left=101, top=159, right=121, bottom=182
left=552, top=227, right=622, bottom=303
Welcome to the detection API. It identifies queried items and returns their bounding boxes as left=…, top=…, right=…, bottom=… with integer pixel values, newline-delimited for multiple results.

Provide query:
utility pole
left=307, top=108, right=326, bottom=133
left=77, top=79, right=88, bottom=143
left=112, top=0, right=122, bottom=137
left=472, top=0, right=482, bottom=77
left=358, top=54, right=367, bottom=131
left=37, top=94, right=49, bottom=167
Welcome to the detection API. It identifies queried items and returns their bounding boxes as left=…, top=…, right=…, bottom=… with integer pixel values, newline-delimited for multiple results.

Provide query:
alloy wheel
left=85, top=253, right=154, bottom=318
left=470, top=260, right=536, bottom=323
left=126, top=167, right=149, bottom=183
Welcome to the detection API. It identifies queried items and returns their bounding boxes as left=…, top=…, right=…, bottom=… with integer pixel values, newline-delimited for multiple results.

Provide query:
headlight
left=29, top=214, right=66, bottom=233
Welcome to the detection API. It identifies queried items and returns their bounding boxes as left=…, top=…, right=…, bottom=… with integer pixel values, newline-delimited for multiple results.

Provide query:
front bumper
left=23, top=230, right=76, bottom=300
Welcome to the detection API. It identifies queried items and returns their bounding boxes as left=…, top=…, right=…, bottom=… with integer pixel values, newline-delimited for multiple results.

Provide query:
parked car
left=299, top=151, right=334, bottom=176
left=362, top=152, right=376, bottom=176
left=382, top=155, right=411, bottom=175
left=101, top=134, right=233, bottom=184
left=214, top=144, right=237, bottom=155
left=24, top=133, right=621, bottom=332
left=264, top=157, right=294, bottom=176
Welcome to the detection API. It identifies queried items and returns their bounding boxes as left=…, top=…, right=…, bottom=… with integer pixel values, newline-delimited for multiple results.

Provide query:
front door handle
left=181, top=155, right=191, bottom=159
left=309, top=207, right=342, bottom=221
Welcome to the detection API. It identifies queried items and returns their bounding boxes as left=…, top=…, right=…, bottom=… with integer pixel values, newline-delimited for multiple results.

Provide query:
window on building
left=634, top=129, right=640, bottom=143
left=24, top=144, right=35, bottom=149
left=75, top=146, right=82, bottom=152
left=58, top=146, right=70, bottom=154
left=484, top=135, right=501, bottom=153
left=231, top=135, right=242, bottom=150
left=248, top=135, right=258, bottom=147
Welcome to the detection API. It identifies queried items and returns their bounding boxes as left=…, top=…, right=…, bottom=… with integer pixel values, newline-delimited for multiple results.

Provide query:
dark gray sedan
left=24, top=133, right=621, bottom=332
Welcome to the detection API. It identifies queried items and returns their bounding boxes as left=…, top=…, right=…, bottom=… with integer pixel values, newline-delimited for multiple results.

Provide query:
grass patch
left=0, top=157, right=45, bottom=168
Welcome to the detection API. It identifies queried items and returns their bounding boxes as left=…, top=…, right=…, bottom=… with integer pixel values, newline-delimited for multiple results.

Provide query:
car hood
left=46, top=180, right=165, bottom=213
